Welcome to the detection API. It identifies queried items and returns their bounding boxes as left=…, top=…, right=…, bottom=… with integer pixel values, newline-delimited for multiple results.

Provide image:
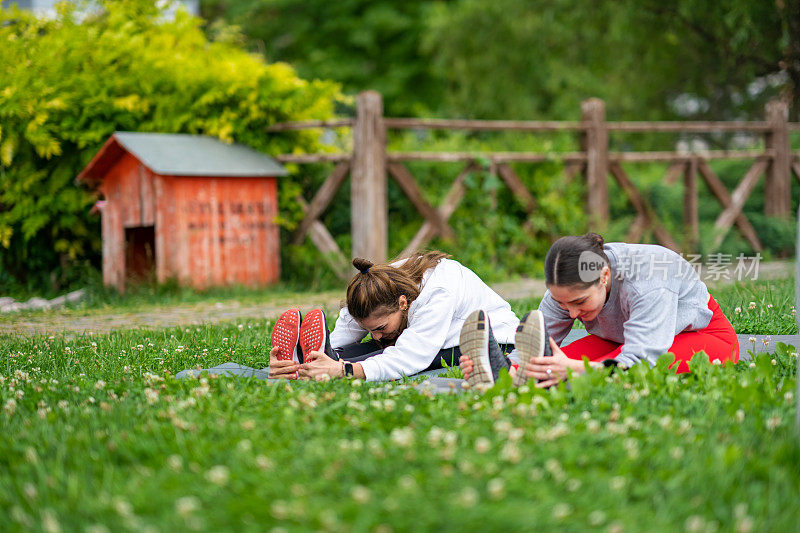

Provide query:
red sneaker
left=271, top=309, right=301, bottom=363
left=298, top=308, right=332, bottom=361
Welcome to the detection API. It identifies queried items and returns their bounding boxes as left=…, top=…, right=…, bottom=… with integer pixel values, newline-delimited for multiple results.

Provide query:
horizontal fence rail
left=267, top=91, right=800, bottom=278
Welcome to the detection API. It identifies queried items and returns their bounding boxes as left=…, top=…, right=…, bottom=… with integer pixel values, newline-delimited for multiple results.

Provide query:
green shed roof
left=78, top=131, right=288, bottom=184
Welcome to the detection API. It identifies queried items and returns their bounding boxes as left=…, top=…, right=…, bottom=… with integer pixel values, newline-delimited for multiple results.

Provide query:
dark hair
left=544, top=233, right=609, bottom=288
left=346, top=251, right=450, bottom=319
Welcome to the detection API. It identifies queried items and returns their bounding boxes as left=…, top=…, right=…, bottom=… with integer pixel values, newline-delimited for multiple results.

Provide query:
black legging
left=333, top=341, right=514, bottom=372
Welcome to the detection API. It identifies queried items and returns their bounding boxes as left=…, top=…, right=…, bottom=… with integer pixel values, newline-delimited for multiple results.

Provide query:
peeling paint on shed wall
left=162, top=177, right=279, bottom=289
left=96, top=153, right=280, bottom=292
left=80, top=132, right=285, bottom=293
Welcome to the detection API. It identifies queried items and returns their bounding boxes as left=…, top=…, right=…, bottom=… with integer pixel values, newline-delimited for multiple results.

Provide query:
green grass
left=1, top=282, right=798, bottom=531
left=712, top=279, right=798, bottom=335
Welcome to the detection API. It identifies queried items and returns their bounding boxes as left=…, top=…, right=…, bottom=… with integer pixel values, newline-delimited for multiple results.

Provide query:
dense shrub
left=0, top=0, right=343, bottom=296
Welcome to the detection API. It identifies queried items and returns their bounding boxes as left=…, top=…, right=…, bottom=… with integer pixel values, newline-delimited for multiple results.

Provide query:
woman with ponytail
left=268, top=251, right=520, bottom=382
left=460, top=233, right=739, bottom=390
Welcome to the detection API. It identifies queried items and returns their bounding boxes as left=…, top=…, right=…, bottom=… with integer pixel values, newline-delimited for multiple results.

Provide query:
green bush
left=0, top=0, right=343, bottom=296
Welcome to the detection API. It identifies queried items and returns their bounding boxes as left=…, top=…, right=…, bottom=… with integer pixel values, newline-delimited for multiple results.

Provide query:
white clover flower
left=588, top=510, right=606, bottom=526
left=765, top=416, right=781, bottom=431
left=270, top=500, right=289, bottom=520
left=685, top=515, right=705, bottom=532
left=474, top=437, right=491, bottom=454
left=350, top=485, right=371, bottom=504
left=457, top=487, right=478, bottom=507
left=771, top=359, right=777, bottom=366
left=113, top=498, right=133, bottom=518
left=487, top=478, right=505, bottom=500
left=174, top=496, right=200, bottom=517
left=167, top=455, right=183, bottom=471
left=144, top=388, right=159, bottom=405
left=734, top=307, right=741, bottom=314
left=94, top=380, right=106, bottom=390
left=736, top=516, right=754, bottom=533
left=390, top=427, right=414, bottom=448
left=255, top=455, right=273, bottom=470
left=500, top=443, right=521, bottom=464
left=398, top=475, right=416, bottom=490
left=748, top=302, right=756, bottom=309
left=736, top=409, right=745, bottom=423
left=23, top=482, right=37, bottom=501
left=205, top=465, right=230, bottom=486
left=4, top=398, right=17, bottom=415
left=41, top=509, right=61, bottom=533
left=553, top=503, right=572, bottom=520
left=609, top=476, right=626, bottom=491
left=427, top=426, right=444, bottom=446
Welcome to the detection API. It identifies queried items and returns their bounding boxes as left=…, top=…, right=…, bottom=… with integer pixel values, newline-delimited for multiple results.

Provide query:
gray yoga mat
left=174, top=333, right=798, bottom=388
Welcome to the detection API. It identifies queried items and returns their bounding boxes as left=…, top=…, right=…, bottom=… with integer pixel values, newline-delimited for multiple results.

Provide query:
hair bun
left=352, top=257, right=373, bottom=274
left=585, top=232, right=605, bottom=247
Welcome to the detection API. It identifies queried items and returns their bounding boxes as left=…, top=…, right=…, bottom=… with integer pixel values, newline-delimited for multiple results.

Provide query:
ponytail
left=346, top=251, right=450, bottom=319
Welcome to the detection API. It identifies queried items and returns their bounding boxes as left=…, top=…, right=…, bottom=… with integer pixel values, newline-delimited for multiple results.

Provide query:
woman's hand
left=267, top=347, right=299, bottom=379
left=458, top=354, right=474, bottom=380
left=526, top=337, right=586, bottom=388
left=299, top=351, right=343, bottom=381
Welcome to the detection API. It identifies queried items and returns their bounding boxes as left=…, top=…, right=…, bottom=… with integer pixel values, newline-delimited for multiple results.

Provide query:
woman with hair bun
left=268, top=251, right=520, bottom=382
left=460, top=233, right=739, bottom=390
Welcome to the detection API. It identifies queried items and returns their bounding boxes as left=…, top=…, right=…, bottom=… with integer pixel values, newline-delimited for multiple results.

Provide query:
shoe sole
left=271, top=309, right=301, bottom=363
left=460, top=310, right=494, bottom=390
left=512, top=310, right=545, bottom=387
left=299, top=308, right=328, bottom=360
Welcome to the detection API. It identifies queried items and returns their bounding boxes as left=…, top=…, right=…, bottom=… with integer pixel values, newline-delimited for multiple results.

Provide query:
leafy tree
left=203, top=0, right=799, bottom=121
left=200, top=0, right=444, bottom=117
left=0, top=0, right=343, bottom=294
left=425, top=0, right=799, bottom=121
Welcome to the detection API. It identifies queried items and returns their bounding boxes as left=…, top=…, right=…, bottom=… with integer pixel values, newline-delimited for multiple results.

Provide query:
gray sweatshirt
left=538, top=243, right=713, bottom=368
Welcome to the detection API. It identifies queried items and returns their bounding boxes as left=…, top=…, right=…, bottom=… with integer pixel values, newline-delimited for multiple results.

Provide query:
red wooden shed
left=77, top=132, right=288, bottom=292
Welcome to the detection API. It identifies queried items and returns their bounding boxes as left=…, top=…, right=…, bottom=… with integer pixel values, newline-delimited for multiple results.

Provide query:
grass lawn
left=1, top=280, right=798, bottom=531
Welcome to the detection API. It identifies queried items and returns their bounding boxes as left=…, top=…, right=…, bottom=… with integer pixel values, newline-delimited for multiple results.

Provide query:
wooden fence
left=268, top=91, right=800, bottom=280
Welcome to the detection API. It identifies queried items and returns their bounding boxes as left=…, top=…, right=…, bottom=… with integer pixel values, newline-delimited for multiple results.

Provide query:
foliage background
left=0, top=0, right=342, bottom=296
left=1, top=0, right=799, bottom=295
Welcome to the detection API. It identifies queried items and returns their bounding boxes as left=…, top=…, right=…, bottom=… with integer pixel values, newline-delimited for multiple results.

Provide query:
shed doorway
left=125, top=226, right=155, bottom=282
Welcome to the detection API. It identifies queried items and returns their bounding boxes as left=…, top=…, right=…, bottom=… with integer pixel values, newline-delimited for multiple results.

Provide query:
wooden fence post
left=683, top=157, right=699, bottom=251
left=765, top=100, right=791, bottom=219
left=351, top=91, right=388, bottom=263
left=581, top=98, right=609, bottom=228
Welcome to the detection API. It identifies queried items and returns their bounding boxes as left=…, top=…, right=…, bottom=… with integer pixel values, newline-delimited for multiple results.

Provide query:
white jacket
left=330, top=259, right=519, bottom=381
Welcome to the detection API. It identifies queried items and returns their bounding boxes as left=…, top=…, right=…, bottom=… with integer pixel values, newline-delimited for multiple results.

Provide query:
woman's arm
left=359, top=287, right=457, bottom=381
left=616, top=287, right=680, bottom=368
left=329, top=306, right=368, bottom=348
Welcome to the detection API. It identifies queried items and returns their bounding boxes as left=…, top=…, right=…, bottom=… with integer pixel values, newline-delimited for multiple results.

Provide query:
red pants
left=560, top=295, right=739, bottom=373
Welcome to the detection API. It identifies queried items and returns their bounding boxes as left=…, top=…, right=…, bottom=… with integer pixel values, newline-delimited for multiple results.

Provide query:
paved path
left=0, top=261, right=793, bottom=337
